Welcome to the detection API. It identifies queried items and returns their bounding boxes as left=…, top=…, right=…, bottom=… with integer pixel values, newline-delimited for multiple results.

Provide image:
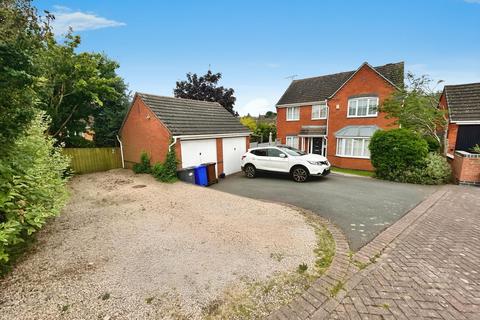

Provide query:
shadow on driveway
left=211, top=172, right=438, bottom=251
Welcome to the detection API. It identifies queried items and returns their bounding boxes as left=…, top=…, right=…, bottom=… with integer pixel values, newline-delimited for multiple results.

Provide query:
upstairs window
left=347, top=97, right=378, bottom=117
left=286, top=107, right=300, bottom=121
left=312, top=103, right=327, bottom=120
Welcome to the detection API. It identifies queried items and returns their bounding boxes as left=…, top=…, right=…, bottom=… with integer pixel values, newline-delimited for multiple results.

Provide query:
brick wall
left=449, top=151, right=480, bottom=185
left=120, top=96, right=171, bottom=168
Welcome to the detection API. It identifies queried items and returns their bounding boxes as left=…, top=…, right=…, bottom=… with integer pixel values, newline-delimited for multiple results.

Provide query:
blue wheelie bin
left=193, top=165, right=208, bottom=186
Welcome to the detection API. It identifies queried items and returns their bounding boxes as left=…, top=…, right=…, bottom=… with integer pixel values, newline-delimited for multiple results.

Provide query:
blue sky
left=34, top=0, right=480, bottom=115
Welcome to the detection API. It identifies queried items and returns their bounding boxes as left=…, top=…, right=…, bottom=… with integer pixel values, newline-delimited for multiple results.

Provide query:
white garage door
left=180, top=139, right=217, bottom=168
left=222, top=137, right=246, bottom=175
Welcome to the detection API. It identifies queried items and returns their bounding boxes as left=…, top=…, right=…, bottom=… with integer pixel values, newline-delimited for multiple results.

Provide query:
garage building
left=120, top=93, right=250, bottom=176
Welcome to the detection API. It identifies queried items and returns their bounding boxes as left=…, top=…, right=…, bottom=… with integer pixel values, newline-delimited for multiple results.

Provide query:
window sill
left=311, top=117, right=327, bottom=120
left=286, top=119, right=300, bottom=122
left=335, top=154, right=370, bottom=159
left=346, top=115, right=378, bottom=118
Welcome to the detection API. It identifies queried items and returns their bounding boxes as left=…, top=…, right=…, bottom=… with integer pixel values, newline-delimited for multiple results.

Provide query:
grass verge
left=331, top=167, right=374, bottom=177
left=203, top=215, right=335, bottom=319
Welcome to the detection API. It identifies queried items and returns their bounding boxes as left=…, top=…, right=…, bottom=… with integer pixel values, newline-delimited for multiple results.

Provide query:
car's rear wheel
left=244, top=164, right=256, bottom=178
left=291, top=166, right=308, bottom=182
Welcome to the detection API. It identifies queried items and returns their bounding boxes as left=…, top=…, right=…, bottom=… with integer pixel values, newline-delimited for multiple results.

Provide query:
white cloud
left=51, top=5, right=125, bottom=35
left=238, top=98, right=274, bottom=116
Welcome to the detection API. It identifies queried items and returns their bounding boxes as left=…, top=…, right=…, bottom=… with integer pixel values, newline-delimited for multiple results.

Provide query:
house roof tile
left=444, top=83, right=480, bottom=122
left=137, top=93, right=250, bottom=136
left=277, top=62, right=404, bottom=106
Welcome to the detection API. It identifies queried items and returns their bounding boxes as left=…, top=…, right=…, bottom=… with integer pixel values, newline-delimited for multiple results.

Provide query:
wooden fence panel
left=62, top=147, right=123, bottom=174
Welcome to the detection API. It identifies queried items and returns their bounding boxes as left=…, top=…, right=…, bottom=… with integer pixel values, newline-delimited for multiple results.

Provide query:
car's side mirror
left=279, top=153, right=286, bottom=158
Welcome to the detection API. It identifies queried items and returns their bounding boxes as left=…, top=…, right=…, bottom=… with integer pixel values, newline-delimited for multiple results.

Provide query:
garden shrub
left=151, top=144, right=178, bottom=182
left=370, top=129, right=429, bottom=181
left=132, top=151, right=151, bottom=174
left=402, top=153, right=451, bottom=185
left=0, top=112, right=70, bottom=270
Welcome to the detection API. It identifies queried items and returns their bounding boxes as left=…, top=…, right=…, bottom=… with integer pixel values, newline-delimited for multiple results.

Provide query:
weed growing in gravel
left=145, top=297, right=154, bottom=304
left=270, top=252, right=285, bottom=262
left=100, top=292, right=110, bottom=300
left=297, top=263, right=308, bottom=273
left=203, top=215, right=335, bottom=320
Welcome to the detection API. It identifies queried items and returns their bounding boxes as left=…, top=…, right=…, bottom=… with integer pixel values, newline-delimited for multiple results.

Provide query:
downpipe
left=116, top=135, right=125, bottom=169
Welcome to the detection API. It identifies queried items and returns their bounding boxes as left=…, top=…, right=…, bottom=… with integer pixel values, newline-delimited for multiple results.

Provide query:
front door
left=312, top=137, right=323, bottom=155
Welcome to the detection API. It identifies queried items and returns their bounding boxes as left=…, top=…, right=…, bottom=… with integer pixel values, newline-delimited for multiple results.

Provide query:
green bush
left=402, top=153, right=451, bottom=185
left=423, top=135, right=441, bottom=153
left=0, top=112, right=70, bottom=269
left=151, top=144, right=178, bottom=182
left=370, top=129, right=429, bottom=181
left=132, top=151, right=151, bottom=174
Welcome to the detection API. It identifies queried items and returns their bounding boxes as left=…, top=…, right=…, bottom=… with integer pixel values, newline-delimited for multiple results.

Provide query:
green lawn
left=331, top=167, right=375, bottom=177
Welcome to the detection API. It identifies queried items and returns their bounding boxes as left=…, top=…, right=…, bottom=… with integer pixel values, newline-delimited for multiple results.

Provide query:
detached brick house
left=276, top=61, right=404, bottom=171
left=439, top=83, right=480, bottom=185
left=120, top=93, right=250, bottom=176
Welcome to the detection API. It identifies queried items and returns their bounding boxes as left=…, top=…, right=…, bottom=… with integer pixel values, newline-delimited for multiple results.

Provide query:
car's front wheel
left=244, top=164, right=256, bottom=178
left=291, top=166, right=309, bottom=182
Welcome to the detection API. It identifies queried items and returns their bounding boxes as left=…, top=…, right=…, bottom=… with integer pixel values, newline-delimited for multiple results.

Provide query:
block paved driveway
left=211, top=173, right=437, bottom=250
left=326, top=185, right=480, bottom=320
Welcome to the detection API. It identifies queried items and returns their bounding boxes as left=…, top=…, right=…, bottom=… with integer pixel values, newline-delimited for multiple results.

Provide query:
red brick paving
left=327, top=186, right=480, bottom=319
left=270, top=185, right=480, bottom=319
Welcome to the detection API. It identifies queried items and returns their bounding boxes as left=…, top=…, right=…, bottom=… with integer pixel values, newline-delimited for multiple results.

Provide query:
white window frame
left=347, top=97, right=379, bottom=118
left=286, top=107, right=300, bottom=121
left=336, top=137, right=371, bottom=159
left=311, top=103, right=327, bottom=120
left=286, top=136, right=299, bottom=149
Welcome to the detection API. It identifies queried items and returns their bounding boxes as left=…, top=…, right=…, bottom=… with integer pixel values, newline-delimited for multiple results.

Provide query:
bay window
left=347, top=97, right=378, bottom=117
left=286, top=107, right=300, bottom=121
left=336, top=138, right=371, bottom=158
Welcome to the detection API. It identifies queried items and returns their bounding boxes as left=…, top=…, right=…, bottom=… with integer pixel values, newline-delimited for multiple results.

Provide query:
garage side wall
left=120, top=97, right=171, bottom=168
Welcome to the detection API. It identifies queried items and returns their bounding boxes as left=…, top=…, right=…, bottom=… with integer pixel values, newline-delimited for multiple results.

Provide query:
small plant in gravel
left=100, top=292, right=110, bottom=300
left=297, top=263, right=308, bottom=274
left=61, top=304, right=69, bottom=312
left=145, top=297, right=154, bottom=304
left=270, top=252, right=285, bottom=262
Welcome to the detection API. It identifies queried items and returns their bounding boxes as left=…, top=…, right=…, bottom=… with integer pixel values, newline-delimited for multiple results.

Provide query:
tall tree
left=37, top=34, right=129, bottom=147
left=0, top=0, right=51, bottom=152
left=174, top=70, right=238, bottom=116
left=380, top=72, right=447, bottom=149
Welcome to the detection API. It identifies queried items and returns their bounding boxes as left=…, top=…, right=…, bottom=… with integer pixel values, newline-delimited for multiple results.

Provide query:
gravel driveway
left=0, top=170, right=318, bottom=320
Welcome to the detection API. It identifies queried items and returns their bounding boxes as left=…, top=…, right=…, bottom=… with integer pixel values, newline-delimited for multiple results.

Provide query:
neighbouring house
left=276, top=61, right=404, bottom=171
left=439, top=82, right=480, bottom=185
left=119, top=93, right=250, bottom=176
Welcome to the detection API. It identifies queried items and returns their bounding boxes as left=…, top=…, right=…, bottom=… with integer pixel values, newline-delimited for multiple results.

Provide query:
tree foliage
left=0, top=0, right=51, bottom=152
left=380, top=72, right=447, bottom=148
left=37, top=35, right=129, bottom=146
left=240, top=116, right=256, bottom=131
left=174, top=70, right=238, bottom=116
